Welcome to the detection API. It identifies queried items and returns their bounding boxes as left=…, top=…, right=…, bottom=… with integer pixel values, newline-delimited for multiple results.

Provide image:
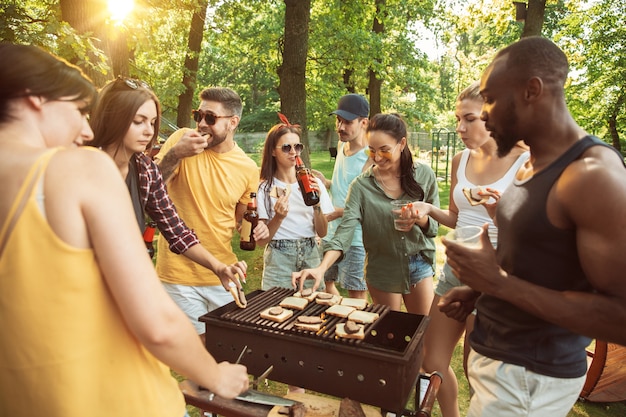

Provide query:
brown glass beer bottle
left=143, top=221, right=157, bottom=259
left=295, top=155, right=320, bottom=206
left=239, top=192, right=258, bottom=251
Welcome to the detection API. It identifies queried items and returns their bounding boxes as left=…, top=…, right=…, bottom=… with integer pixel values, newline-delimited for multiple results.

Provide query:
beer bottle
left=239, top=192, right=258, bottom=251
left=143, top=221, right=157, bottom=259
left=295, top=155, right=320, bottom=206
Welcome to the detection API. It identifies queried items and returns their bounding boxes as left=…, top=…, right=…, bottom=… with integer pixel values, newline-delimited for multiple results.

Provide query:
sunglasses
left=366, top=143, right=400, bottom=159
left=117, top=76, right=151, bottom=90
left=192, top=110, right=233, bottom=125
left=276, top=143, right=304, bottom=154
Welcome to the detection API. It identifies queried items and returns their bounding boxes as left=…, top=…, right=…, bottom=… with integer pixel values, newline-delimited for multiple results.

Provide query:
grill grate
left=200, top=287, right=429, bottom=413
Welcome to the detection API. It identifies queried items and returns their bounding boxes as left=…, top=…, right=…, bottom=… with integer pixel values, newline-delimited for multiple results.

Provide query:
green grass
left=180, top=151, right=625, bottom=417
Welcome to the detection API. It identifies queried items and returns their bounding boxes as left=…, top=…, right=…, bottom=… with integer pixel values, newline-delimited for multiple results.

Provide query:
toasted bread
left=294, top=315, right=324, bottom=332
left=279, top=296, right=309, bottom=310
left=325, top=304, right=356, bottom=318
left=340, top=297, right=368, bottom=310
left=270, top=186, right=291, bottom=199
left=294, top=288, right=319, bottom=302
left=335, top=322, right=365, bottom=340
left=315, top=293, right=342, bottom=306
left=229, top=286, right=247, bottom=308
left=462, top=187, right=489, bottom=206
left=347, top=310, right=379, bottom=324
left=260, top=306, right=294, bottom=322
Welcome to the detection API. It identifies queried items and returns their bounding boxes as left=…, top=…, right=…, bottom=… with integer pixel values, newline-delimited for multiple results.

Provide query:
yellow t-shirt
left=0, top=149, right=185, bottom=417
left=155, top=129, right=259, bottom=286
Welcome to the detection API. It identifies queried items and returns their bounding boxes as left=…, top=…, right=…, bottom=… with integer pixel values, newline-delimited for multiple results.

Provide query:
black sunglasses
left=117, top=76, right=151, bottom=90
left=276, top=143, right=304, bottom=154
left=192, top=110, right=233, bottom=126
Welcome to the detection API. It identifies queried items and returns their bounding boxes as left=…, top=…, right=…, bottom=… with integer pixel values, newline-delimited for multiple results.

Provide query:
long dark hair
left=259, top=117, right=302, bottom=215
left=89, top=78, right=162, bottom=156
left=0, top=43, right=95, bottom=125
left=367, top=113, right=424, bottom=200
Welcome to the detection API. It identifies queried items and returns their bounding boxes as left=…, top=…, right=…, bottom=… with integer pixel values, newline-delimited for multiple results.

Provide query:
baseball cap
left=329, top=94, right=370, bottom=121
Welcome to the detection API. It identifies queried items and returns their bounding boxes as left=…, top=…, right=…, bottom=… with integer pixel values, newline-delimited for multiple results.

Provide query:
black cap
left=329, top=94, right=369, bottom=121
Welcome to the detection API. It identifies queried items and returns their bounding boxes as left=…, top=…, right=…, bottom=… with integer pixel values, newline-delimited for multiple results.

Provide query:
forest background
left=1, top=0, right=624, bottom=164
left=2, top=1, right=625, bottom=416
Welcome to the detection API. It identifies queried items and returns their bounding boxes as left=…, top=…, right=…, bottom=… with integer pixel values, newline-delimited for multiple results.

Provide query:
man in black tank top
left=440, top=37, right=626, bottom=417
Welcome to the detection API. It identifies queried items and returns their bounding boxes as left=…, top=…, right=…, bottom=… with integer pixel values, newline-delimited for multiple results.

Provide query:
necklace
left=376, top=167, right=400, bottom=191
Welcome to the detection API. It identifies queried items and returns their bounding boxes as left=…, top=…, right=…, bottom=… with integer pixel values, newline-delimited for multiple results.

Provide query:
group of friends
left=1, top=35, right=625, bottom=417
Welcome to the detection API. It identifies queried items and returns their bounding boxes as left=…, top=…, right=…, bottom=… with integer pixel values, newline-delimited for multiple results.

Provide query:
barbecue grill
left=200, top=287, right=430, bottom=414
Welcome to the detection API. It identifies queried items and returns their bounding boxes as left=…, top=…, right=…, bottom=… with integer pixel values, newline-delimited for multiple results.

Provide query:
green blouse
left=324, top=162, right=439, bottom=294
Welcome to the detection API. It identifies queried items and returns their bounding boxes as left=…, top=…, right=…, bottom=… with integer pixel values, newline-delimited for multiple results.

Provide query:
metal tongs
left=234, top=345, right=294, bottom=406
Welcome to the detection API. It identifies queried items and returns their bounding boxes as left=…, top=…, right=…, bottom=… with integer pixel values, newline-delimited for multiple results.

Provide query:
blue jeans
left=409, top=252, right=434, bottom=286
left=262, top=237, right=325, bottom=290
left=323, top=245, right=367, bottom=291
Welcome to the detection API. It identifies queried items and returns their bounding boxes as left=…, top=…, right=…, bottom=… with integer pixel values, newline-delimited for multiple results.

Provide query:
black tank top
left=471, top=136, right=623, bottom=378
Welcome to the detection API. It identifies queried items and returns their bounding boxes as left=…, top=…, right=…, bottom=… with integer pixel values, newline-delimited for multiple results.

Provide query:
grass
left=179, top=151, right=626, bottom=417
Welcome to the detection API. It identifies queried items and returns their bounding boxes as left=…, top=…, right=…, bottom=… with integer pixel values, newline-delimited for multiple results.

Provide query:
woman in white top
left=408, top=81, right=529, bottom=417
left=256, top=113, right=334, bottom=290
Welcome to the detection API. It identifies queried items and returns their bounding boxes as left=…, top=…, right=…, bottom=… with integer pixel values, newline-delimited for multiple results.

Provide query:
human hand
left=292, top=268, right=324, bottom=292
left=216, top=260, right=248, bottom=291
left=311, top=169, right=326, bottom=183
left=273, top=194, right=290, bottom=219
left=479, top=187, right=501, bottom=219
left=252, top=221, right=270, bottom=242
left=437, top=286, right=480, bottom=322
left=172, top=130, right=209, bottom=158
left=442, top=223, right=502, bottom=294
left=211, top=362, right=250, bottom=399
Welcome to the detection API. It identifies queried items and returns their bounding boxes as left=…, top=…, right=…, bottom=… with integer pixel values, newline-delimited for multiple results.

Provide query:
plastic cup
left=391, top=200, right=412, bottom=231
left=446, top=225, right=482, bottom=247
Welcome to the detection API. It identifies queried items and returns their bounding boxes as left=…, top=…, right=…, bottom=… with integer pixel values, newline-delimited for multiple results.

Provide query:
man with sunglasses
left=312, top=94, right=372, bottom=300
left=154, top=87, right=269, bottom=339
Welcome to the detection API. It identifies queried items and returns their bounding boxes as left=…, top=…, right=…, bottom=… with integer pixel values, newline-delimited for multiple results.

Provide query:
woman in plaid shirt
left=89, top=77, right=247, bottom=292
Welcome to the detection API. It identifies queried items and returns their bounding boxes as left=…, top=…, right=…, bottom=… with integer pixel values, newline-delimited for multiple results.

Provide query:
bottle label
left=240, top=219, right=253, bottom=242
left=298, top=172, right=315, bottom=193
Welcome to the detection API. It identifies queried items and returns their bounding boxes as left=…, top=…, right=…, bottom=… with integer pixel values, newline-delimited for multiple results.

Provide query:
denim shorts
left=409, top=252, right=434, bottom=287
left=435, top=262, right=462, bottom=296
left=262, top=237, right=324, bottom=290
left=323, top=245, right=367, bottom=291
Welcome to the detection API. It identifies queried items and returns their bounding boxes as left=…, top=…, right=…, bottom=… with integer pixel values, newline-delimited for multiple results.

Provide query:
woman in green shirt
left=293, top=113, right=438, bottom=315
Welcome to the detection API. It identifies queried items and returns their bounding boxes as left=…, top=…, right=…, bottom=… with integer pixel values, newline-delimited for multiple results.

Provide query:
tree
left=176, top=0, right=209, bottom=128
left=521, top=0, right=547, bottom=37
left=278, top=0, right=311, bottom=163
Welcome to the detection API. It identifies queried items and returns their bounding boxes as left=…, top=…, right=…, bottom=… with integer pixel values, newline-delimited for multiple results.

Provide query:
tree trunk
left=521, top=0, right=546, bottom=37
left=368, top=0, right=385, bottom=116
left=608, top=92, right=624, bottom=154
left=278, top=0, right=310, bottom=164
left=59, top=0, right=110, bottom=85
left=176, top=0, right=209, bottom=128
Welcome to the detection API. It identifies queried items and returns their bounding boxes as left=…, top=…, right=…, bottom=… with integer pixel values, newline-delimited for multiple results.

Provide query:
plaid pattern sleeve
left=136, top=153, right=200, bottom=254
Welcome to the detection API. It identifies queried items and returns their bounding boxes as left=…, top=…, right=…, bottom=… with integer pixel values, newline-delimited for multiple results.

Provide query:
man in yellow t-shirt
left=155, top=87, right=269, bottom=338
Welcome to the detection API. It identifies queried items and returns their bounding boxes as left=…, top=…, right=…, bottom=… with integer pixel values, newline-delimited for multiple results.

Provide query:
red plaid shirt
left=135, top=153, right=200, bottom=254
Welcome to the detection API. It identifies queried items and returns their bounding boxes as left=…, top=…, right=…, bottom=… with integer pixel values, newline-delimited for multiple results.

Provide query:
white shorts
left=162, top=282, right=233, bottom=334
left=467, top=349, right=586, bottom=417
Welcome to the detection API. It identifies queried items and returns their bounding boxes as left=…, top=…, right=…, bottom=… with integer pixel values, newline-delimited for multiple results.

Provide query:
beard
left=492, top=101, right=520, bottom=158
left=203, top=129, right=227, bottom=149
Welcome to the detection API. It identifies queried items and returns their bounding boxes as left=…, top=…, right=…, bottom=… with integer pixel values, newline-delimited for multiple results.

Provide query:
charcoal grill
left=200, top=287, right=429, bottom=414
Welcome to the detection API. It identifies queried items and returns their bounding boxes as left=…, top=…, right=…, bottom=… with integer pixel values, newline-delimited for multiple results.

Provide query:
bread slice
left=293, top=315, right=324, bottom=332
left=462, top=187, right=489, bottom=206
left=294, top=288, right=319, bottom=302
left=270, top=186, right=291, bottom=198
left=335, top=322, right=365, bottom=340
left=279, top=296, right=309, bottom=310
left=325, top=304, right=356, bottom=318
left=347, top=310, right=379, bottom=324
left=340, top=297, right=368, bottom=310
left=260, top=306, right=294, bottom=323
left=315, top=293, right=342, bottom=306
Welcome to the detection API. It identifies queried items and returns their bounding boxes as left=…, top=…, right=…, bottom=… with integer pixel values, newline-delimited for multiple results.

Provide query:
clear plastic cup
left=391, top=200, right=412, bottom=231
left=446, top=225, right=482, bottom=247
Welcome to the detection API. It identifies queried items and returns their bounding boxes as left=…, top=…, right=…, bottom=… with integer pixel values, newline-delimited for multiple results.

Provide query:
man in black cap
left=313, top=94, right=372, bottom=299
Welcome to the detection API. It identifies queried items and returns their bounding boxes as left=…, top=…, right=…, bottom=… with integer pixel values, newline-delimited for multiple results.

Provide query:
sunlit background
left=108, top=0, right=134, bottom=24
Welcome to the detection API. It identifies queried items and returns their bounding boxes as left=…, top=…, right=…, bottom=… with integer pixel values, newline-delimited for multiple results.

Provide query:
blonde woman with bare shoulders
left=0, top=43, right=248, bottom=417
left=408, top=81, right=528, bottom=417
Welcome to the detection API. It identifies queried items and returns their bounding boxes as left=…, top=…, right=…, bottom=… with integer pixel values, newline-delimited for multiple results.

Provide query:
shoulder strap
left=0, top=149, right=61, bottom=259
